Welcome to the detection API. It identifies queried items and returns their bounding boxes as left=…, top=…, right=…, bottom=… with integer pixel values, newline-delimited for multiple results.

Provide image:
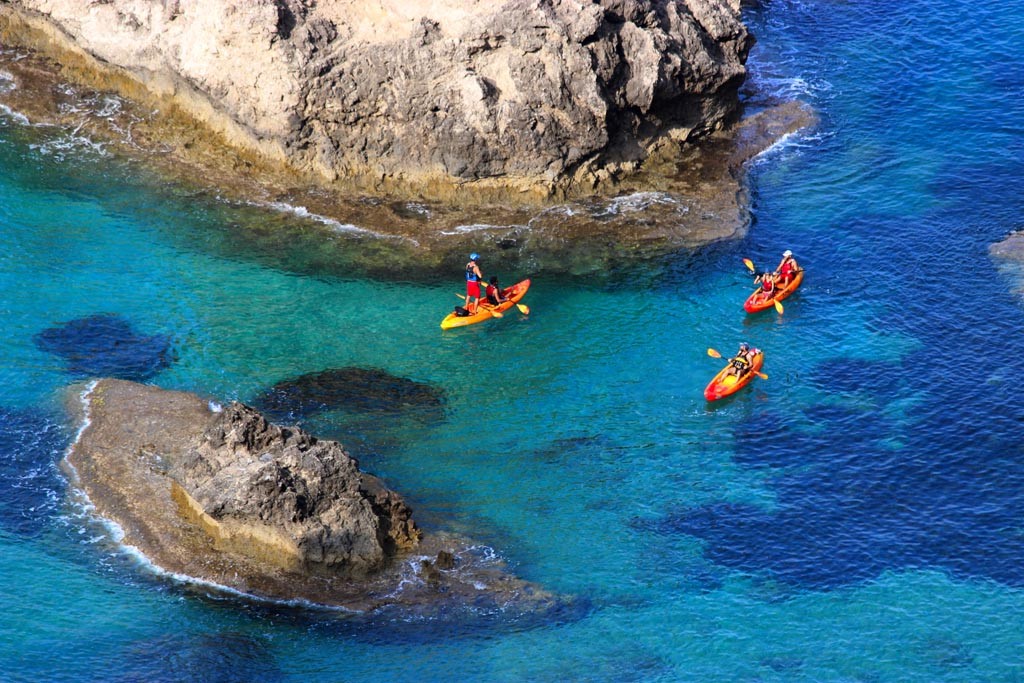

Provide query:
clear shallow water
left=2, top=0, right=1024, bottom=680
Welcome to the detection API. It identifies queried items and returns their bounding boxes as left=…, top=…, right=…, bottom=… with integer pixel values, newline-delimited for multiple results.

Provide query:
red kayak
left=704, top=352, right=764, bottom=401
left=744, top=270, right=804, bottom=313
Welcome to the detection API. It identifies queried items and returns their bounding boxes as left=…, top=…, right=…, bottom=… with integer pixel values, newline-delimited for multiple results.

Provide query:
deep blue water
left=3, top=0, right=1024, bottom=680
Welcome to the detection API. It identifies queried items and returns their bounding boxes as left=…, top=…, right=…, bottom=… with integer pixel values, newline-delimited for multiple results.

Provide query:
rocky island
left=65, top=379, right=568, bottom=616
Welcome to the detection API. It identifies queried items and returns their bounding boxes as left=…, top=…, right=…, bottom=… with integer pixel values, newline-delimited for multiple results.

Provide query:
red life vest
left=780, top=260, right=794, bottom=278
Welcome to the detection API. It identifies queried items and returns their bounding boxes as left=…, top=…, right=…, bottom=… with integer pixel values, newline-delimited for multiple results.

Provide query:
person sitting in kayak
left=754, top=271, right=776, bottom=300
left=727, top=343, right=758, bottom=378
left=464, top=253, right=484, bottom=312
left=484, top=276, right=508, bottom=307
left=774, top=249, right=799, bottom=286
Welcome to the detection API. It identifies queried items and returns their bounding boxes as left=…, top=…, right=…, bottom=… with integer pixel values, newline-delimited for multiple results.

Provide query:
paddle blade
left=774, top=299, right=784, bottom=314
left=516, top=303, right=530, bottom=315
left=455, top=293, right=467, bottom=300
left=490, top=309, right=503, bottom=318
left=743, top=258, right=755, bottom=273
left=756, top=371, right=769, bottom=380
left=707, top=348, right=722, bottom=358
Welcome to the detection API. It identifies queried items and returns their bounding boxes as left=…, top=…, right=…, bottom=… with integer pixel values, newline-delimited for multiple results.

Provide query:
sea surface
left=2, top=0, right=1024, bottom=681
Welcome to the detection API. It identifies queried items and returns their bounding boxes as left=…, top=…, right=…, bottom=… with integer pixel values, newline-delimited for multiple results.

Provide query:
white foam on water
left=29, top=131, right=108, bottom=161
left=748, top=127, right=835, bottom=168
left=440, top=222, right=521, bottom=235
left=109, top=533, right=360, bottom=613
left=591, top=191, right=682, bottom=218
left=94, top=95, right=123, bottom=119
left=401, top=202, right=431, bottom=217
left=0, top=69, right=16, bottom=95
left=0, top=103, right=29, bottom=126
left=258, top=200, right=419, bottom=245
left=526, top=204, right=577, bottom=226
left=69, top=380, right=99, bottom=451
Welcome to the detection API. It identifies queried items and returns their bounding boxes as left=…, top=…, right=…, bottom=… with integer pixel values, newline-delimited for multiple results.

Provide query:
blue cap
left=470, top=253, right=479, bottom=260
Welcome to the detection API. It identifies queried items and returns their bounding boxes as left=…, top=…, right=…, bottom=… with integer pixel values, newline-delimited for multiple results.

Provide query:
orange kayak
left=744, top=269, right=804, bottom=313
left=440, top=279, right=530, bottom=330
left=704, top=352, right=764, bottom=401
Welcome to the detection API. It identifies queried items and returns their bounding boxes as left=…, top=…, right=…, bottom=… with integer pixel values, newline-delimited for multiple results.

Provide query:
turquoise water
left=3, top=0, right=1024, bottom=680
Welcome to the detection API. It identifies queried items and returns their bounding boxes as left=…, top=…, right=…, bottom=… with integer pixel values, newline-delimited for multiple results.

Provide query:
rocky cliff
left=2, top=0, right=753, bottom=195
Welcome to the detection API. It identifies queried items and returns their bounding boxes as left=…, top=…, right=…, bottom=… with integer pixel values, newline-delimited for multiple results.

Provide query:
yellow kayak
left=440, top=279, right=530, bottom=329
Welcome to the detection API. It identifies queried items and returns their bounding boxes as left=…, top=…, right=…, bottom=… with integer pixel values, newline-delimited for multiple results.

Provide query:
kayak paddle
left=774, top=299, right=784, bottom=314
left=743, top=258, right=755, bottom=273
left=516, top=303, right=530, bottom=315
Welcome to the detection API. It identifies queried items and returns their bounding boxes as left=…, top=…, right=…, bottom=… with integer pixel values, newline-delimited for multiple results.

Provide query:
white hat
left=783, top=250, right=793, bottom=257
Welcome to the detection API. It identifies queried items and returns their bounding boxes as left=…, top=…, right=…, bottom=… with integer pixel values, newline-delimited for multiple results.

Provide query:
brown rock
left=170, top=401, right=420, bottom=575
left=65, top=379, right=568, bottom=617
left=1, top=0, right=753, bottom=195
left=435, top=550, right=456, bottom=570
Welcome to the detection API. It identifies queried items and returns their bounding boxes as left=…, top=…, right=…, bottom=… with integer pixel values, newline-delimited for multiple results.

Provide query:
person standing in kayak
left=484, top=276, right=508, bottom=307
left=774, top=250, right=799, bottom=286
left=465, top=253, right=484, bottom=312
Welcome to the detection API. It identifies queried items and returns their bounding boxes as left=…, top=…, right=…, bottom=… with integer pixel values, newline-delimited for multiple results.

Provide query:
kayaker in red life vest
left=465, top=253, right=484, bottom=312
left=485, top=276, right=508, bottom=306
left=727, top=342, right=759, bottom=379
left=775, top=250, right=799, bottom=286
left=754, top=271, right=776, bottom=300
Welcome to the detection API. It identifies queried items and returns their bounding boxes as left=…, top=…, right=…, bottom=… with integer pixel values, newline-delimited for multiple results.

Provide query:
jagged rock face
left=6, top=0, right=752, bottom=190
left=173, top=401, right=420, bottom=572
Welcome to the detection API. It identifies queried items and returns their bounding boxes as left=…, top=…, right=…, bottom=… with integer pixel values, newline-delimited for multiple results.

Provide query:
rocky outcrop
left=170, top=401, right=420, bottom=574
left=65, top=379, right=566, bottom=616
left=1, top=0, right=753, bottom=195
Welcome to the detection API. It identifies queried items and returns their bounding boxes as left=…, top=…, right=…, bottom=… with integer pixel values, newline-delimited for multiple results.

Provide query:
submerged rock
left=253, top=367, right=445, bottom=422
left=115, top=632, right=283, bottom=683
left=65, top=379, right=567, bottom=617
left=990, top=231, right=1024, bottom=300
left=34, top=313, right=173, bottom=381
left=989, top=230, right=1024, bottom=261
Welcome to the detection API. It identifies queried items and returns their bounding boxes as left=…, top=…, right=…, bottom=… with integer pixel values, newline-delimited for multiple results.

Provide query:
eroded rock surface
left=171, top=400, right=420, bottom=574
left=2, top=0, right=752, bottom=195
left=66, top=379, right=565, bottom=617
